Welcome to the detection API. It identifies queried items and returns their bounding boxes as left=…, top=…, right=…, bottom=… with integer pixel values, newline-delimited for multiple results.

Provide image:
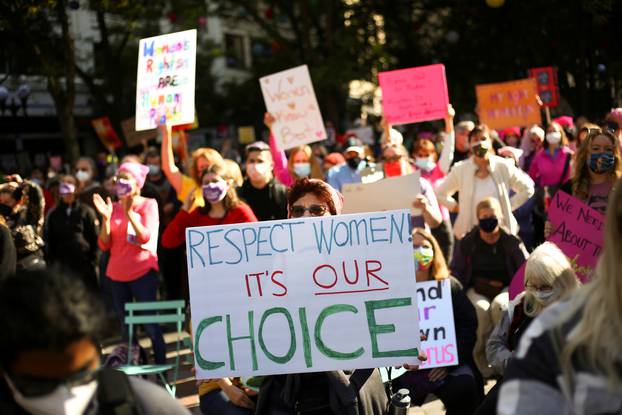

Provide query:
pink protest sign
left=509, top=191, right=604, bottom=299
left=378, top=64, right=449, bottom=125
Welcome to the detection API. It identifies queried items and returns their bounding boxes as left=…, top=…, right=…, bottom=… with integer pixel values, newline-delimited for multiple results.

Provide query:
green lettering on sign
left=298, top=307, right=313, bottom=368
left=194, top=316, right=225, bottom=370
left=258, top=307, right=296, bottom=364
left=226, top=311, right=258, bottom=370
left=365, top=298, right=419, bottom=358
left=314, top=304, right=364, bottom=360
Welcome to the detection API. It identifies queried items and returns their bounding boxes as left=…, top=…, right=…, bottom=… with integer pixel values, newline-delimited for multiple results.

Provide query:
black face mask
left=346, top=156, right=361, bottom=170
left=479, top=217, right=499, bottom=233
left=0, top=204, right=12, bottom=218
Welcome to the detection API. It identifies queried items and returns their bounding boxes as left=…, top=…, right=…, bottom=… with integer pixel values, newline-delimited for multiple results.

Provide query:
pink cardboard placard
left=379, top=64, right=449, bottom=125
left=509, top=191, right=605, bottom=299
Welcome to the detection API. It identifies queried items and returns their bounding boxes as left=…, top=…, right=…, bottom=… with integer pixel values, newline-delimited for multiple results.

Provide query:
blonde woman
left=498, top=179, right=622, bottom=414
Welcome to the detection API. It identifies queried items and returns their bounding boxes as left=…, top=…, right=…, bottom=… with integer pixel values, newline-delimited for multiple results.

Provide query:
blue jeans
left=109, top=270, right=166, bottom=365
left=200, top=390, right=254, bottom=415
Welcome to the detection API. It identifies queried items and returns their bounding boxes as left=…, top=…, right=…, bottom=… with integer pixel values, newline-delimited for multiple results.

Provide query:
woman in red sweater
left=162, top=163, right=257, bottom=249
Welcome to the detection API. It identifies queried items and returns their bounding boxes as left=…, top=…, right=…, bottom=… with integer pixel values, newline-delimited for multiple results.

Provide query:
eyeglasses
left=290, top=204, right=328, bottom=218
left=6, top=365, right=100, bottom=397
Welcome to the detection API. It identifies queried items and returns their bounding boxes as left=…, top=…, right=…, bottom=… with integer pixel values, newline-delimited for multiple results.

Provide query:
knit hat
left=118, top=162, right=150, bottom=189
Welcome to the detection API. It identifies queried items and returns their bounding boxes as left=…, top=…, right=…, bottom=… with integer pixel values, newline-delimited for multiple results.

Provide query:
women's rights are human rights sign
left=186, top=210, right=421, bottom=379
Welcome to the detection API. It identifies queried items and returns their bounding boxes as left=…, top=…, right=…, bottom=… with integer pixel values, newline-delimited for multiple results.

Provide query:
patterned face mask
left=413, top=246, right=434, bottom=269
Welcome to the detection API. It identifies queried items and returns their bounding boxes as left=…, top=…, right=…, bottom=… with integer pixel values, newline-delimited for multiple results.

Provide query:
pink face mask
left=59, top=182, right=76, bottom=195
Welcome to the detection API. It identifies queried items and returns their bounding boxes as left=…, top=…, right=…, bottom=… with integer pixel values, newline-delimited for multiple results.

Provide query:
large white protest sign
left=415, top=279, right=458, bottom=369
left=341, top=172, right=422, bottom=216
left=187, top=210, right=420, bottom=378
left=135, top=29, right=197, bottom=131
left=260, top=65, right=326, bottom=150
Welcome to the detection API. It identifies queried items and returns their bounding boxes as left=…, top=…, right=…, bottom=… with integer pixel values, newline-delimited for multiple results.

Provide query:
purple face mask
left=202, top=182, right=228, bottom=203
left=115, top=178, right=133, bottom=198
left=59, top=182, right=76, bottom=196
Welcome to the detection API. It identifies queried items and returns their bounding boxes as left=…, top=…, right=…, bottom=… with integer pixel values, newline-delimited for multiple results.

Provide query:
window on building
left=225, top=33, right=247, bottom=69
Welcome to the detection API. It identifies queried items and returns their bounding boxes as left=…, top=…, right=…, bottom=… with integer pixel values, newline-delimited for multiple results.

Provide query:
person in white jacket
left=435, top=125, right=534, bottom=239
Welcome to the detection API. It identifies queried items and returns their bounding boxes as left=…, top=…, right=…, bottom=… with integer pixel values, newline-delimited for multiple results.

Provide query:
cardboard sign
left=121, top=117, right=157, bottom=148
left=342, top=172, right=422, bottom=216
left=91, top=116, right=122, bottom=149
left=238, top=126, right=256, bottom=145
left=528, top=67, right=559, bottom=108
left=475, top=78, right=541, bottom=130
left=416, top=279, right=458, bottom=369
left=260, top=65, right=326, bottom=150
left=187, top=210, right=421, bottom=378
left=509, top=191, right=604, bottom=299
left=378, top=64, right=449, bottom=125
left=135, top=29, right=197, bottom=131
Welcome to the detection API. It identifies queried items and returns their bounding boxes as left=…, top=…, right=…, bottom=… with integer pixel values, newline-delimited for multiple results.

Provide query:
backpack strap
left=97, top=369, right=139, bottom=415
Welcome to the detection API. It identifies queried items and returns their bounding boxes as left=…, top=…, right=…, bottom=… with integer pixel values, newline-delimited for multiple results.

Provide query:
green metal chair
left=119, top=300, right=185, bottom=397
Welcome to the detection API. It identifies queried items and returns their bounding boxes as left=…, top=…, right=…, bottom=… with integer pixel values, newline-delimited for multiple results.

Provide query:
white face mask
left=4, top=374, right=98, bottom=415
left=247, top=162, right=270, bottom=181
left=545, top=132, right=561, bottom=145
left=414, top=156, right=436, bottom=172
left=75, top=170, right=92, bottom=183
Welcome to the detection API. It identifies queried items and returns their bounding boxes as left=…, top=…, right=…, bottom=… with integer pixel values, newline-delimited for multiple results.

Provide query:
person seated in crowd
left=0, top=175, right=45, bottom=271
left=451, top=197, right=528, bottom=378
left=396, top=228, right=483, bottom=415
left=435, top=124, right=534, bottom=240
left=474, top=242, right=581, bottom=415
left=162, top=162, right=257, bottom=249
left=160, top=123, right=224, bottom=211
left=238, top=141, right=288, bottom=221
left=0, top=268, right=190, bottom=414
left=44, top=174, right=99, bottom=291
left=74, top=156, right=109, bottom=213
left=93, top=162, right=166, bottom=366
left=255, top=178, right=388, bottom=415
left=498, top=178, right=622, bottom=414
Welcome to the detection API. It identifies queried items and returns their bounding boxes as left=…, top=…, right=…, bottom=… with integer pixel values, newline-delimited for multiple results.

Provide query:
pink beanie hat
left=118, top=162, right=149, bottom=189
left=554, top=116, right=574, bottom=129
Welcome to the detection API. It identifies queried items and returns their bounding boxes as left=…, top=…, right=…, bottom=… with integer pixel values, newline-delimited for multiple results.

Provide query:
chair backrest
left=124, top=300, right=186, bottom=375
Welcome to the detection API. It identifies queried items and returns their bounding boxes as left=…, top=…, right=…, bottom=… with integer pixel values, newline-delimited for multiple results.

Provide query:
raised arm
left=438, top=104, right=455, bottom=174
left=265, top=112, right=293, bottom=187
left=160, top=123, right=184, bottom=193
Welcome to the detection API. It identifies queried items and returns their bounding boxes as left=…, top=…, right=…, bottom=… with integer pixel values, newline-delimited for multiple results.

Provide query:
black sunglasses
left=290, top=204, right=328, bottom=218
left=6, top=365, right=99, bottom=397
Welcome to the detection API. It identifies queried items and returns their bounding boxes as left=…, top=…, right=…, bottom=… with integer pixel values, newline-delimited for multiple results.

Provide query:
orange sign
left=476, top=79, right=541, bottom=130
left=91, top=116, right=123, bottom=149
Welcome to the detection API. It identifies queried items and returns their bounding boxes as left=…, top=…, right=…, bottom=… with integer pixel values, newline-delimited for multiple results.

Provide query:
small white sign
left=260, top=65, right=326, bottom=150
left=135, top=29, right=197, bottom=131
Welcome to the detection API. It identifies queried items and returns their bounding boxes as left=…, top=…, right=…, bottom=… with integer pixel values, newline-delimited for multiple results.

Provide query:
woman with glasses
left=255, top=178, right=389, bottom=415
left=92, top=162, right=166, bottom=366
left=435, top=124, right=534, bottom=240
left=474, top=242, right=580, bottom=415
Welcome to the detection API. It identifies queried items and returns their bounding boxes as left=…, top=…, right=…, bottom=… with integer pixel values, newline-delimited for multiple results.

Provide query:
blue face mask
left=414, top=156, right=436, bottom=172
left=293, top=163, right=311, bottom=178
left=588, top=153, right=615, bottom=174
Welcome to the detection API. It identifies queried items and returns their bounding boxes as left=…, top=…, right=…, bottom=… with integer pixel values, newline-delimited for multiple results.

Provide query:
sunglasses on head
left=290, top=204, right=328, bottom=218
left=6, top=365, right=99, bottom=398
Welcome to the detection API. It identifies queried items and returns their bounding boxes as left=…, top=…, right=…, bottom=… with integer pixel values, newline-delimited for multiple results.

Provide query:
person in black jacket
left=0, top=215, right=16, bottom=279
left=396, top=228, right=483, bottom=415
left=45, top=175, right=99, bottom=291
left=238, top=141, right=288, bottom=221
left=450, top=197, right=528, bottom=378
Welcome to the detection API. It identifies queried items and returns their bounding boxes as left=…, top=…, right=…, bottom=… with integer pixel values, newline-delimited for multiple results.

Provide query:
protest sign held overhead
left=260, top=65, right=326, bottom=150
left=528, top=66, right=559, bottom=108
left=379, top=64, right=449, bottom=125
left=341, top=172, right=422, bottom=216
left=135, top=29, right=197, bottom=131
left=476, top=78, right=541, bottom=130
left=186, top=210, right=421, bottom=379
left=416, top=279, right=458, bottom=369
left=91, top=116, right=122, bottom=149
left=121, top=117, right=157, bottom=148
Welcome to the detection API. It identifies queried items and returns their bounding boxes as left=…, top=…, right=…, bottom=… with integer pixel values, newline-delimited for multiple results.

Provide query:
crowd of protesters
left=1, top=103, right=622, bottom=414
